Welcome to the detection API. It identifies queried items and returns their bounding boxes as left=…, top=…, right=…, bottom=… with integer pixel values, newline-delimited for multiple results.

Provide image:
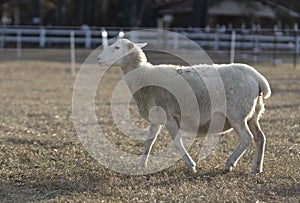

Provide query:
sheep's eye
left=114, top=46, right=120, bottom=50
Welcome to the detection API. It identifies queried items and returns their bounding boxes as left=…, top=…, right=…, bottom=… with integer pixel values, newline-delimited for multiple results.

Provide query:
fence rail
left=0, top=26, right=299, bottom=65
left=1, top=26, right=299, bottom=50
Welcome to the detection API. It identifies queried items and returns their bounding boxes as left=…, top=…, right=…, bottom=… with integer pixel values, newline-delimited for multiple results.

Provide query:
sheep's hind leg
left=248, top=117, right=266, bottom=174
left=225, top=121, right=253, bottom=172
left=139, top=124, right=163, bottom=168
left=166, top=119, right=196, bottom=173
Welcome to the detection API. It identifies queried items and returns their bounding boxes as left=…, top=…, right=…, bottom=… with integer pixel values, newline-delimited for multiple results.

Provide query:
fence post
left=130, top=31, right=137, bottom=42
left=294, top=23, right=298, bottom=68
left=172, top=32, right=179, bottom=50
left=0, top=25, right=5, bottom=50
left=85, top=28, right=91, bottom=49
left=214, top=25, right=220, bottom=52
left=16, top=30, right=22, bottom=59
left=101, top=28, right=108, bottom=49
left=253, top=24, right=261, bottom=63
left=118, top=30, right=124, bottom=39
left=230, top=30, right=236, bottom=63
left=70, top=31, right=76, bottom=77
left=39, top=28, right=46, bottom=48
left=273, top=25, right=278, bottom=66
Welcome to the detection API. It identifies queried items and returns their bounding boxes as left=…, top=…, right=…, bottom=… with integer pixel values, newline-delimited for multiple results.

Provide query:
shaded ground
left=0, top=60, right=299, bottom=202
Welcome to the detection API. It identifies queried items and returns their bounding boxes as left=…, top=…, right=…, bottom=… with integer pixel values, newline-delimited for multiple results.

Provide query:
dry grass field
left=0, top=58, right=299, bottom=202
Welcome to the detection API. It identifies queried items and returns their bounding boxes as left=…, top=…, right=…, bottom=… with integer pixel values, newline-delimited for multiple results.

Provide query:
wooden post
left=253, top=24, right=261, bottom=63
left=118, top=31, right=124, bottom=39
left=85, top=29, right=91, bottom=49
left=101, top=29, right=108, bottom=49
left=273, top=25, right=278, bottom=67
left=294, top=23, right=298, bottom=68
left=173, top=33, right=179, bottom=50
left=39, top=28, right=46, bottom=48
left=16, top=30, right=22, bottom=59
left=230, top=30, right=236, bottom=63
left=214, top=25, right=220, bottom=52
left=70, top=31, right=76, bottom=77
left=129, top=30, right=138, bottom=42
left=0, top=25, right=5, bottom=50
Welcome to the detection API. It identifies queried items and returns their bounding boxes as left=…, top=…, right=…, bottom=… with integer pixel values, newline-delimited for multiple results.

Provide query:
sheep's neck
left=120, top=52, right=147, bottom=75
left=120, top=53, right=150, bottom=109
left=121, top=57, right=140, bottom=75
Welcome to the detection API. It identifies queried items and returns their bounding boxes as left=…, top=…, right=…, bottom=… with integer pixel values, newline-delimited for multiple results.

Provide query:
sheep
left=97, top=38, right=271, bottom=174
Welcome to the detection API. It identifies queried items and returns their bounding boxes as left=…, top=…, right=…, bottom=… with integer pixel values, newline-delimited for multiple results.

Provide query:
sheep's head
left=97, top=39, right=147, bottom=66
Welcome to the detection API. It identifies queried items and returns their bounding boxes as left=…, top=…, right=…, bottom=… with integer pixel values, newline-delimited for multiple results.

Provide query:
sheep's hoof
left=224, top=165, right=234, bottom=173
left=251, top=168, right=263, bottom=175
left=139, top=155, right=148, bottom=168
left=188, top=165, right=197, bottom=173
left=139, top=162, right=147, bottom=168
left=224, top=168, right=231, bottom=173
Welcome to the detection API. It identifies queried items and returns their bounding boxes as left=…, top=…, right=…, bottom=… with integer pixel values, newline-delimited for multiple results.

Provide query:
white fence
left=1, top=26, right=300, bottom=65
left=0, top=26, right=114, bottom=48
left=0, top=26, right=299, bottom=50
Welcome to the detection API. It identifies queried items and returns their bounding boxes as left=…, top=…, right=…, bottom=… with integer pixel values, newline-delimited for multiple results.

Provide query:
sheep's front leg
left=166, top=119, right=196, bottom=173
left=139, top=124, right=163, bottom=167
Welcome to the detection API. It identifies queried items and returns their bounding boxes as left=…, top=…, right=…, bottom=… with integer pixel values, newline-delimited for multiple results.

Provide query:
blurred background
left=1, top=0, right=300, bottom=65
left=1, top=0, right=300, bottom=28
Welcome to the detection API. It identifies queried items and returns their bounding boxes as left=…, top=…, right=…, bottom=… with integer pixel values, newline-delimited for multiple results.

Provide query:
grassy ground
left=0, top=60, right=299, bottom=202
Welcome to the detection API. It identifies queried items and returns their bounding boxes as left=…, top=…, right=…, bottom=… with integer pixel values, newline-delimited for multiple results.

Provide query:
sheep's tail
left=251, top=68, right=271, bottom=99
left=243, top=64, right=271, bottom=99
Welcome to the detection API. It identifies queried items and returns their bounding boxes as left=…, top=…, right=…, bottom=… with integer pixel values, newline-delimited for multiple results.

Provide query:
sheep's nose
left=97, top=56, right=101, bottom=61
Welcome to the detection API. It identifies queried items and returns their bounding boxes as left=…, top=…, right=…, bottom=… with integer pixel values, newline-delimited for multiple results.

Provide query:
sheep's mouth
left=97, top=61, right=106, bottom=66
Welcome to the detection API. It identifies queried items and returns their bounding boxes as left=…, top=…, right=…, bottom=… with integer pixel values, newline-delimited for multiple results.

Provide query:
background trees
left=0, top=0, right=299, bottom=27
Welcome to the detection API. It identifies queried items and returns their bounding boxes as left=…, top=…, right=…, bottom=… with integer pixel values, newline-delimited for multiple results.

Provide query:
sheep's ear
left=136, top=42, right=147, bottom=48
left=126, top=42, right=134, bottom=50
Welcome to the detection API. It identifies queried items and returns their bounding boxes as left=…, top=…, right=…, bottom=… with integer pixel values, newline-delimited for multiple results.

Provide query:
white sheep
left=97, top=39, right=271, bottom=174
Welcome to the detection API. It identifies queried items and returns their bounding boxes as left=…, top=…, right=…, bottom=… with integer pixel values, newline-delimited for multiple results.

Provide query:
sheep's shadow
left=142, top=167, right=234, bottom=187
left=2, top=165, right=298, bottom=202
left=272, top=183, right=300, bottom=197
left=0, top=165, right=240, bottom=202
left=0, top=171, right=113, bottom=202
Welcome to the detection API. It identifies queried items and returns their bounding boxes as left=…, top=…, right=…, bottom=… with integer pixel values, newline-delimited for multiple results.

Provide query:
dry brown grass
left=0, top=60, right=299, bottom=202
